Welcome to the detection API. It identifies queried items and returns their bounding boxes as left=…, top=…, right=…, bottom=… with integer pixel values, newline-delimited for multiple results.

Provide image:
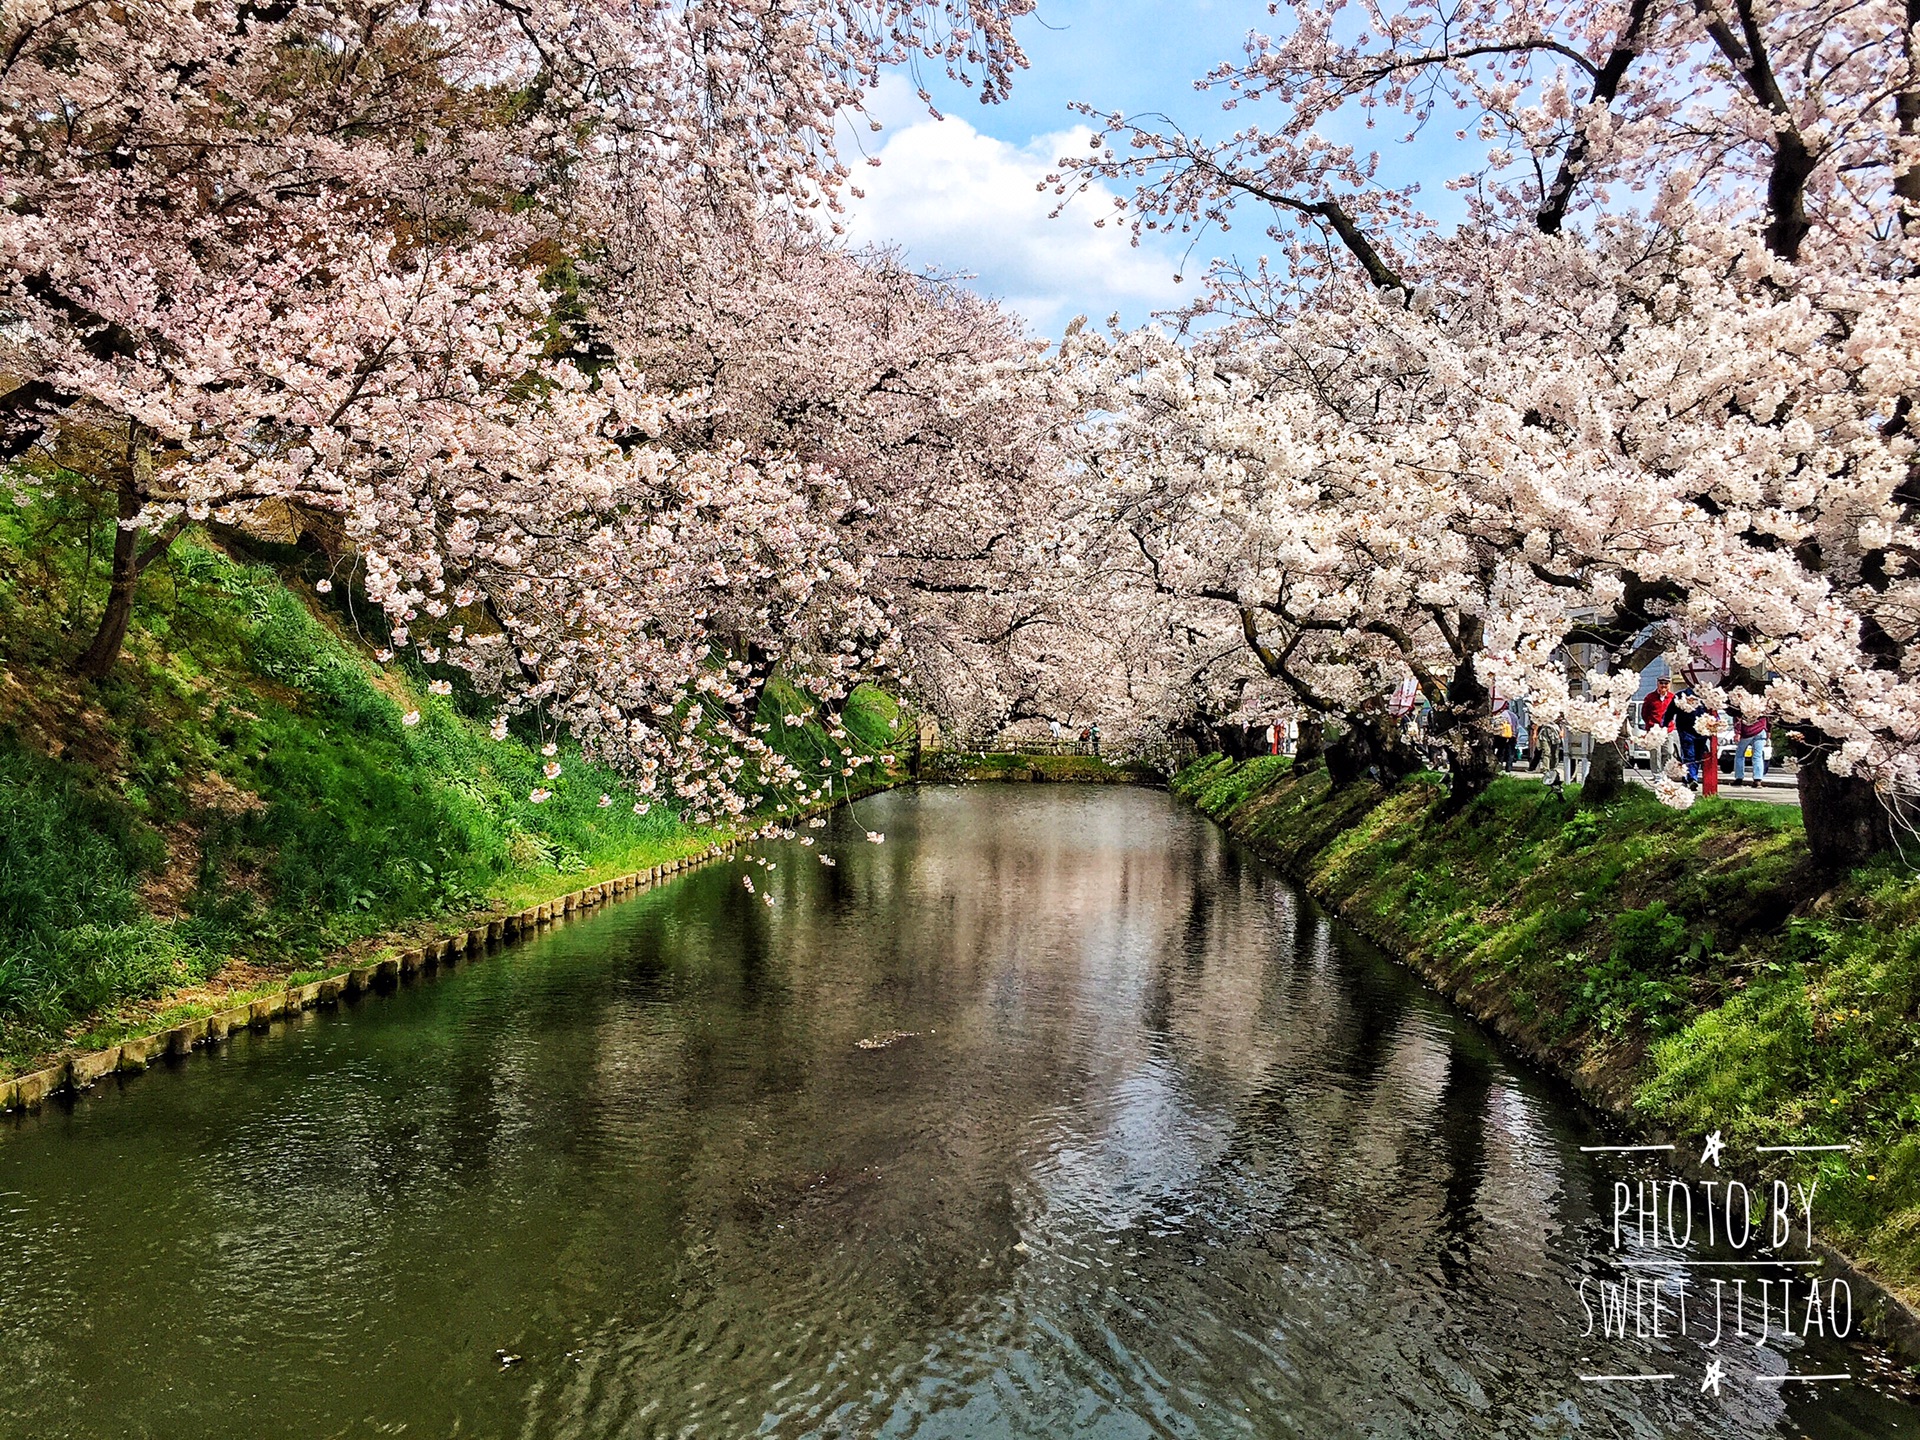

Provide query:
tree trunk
left=1435, top=638, right=1498, bottom=809
left=1442, top=734, right=1501, bottom=810
left=1294, top=715, right=1326, bottom=770
left=73, top=484, right=144, bottom=679
left=1180, top=721, right=1216, bottom=758
left=1798, top=740, right=1894, bottom=870
left=1580, top=739, right=1627, bottom=805
left=1324, top=724, right=1370, bottom=788
left=1762, top=129, right=1817, bottom=261
left=1374, top=728, right=1424, bottom=785
left=72, top=426, right=180, bottom=680
left=1899, top=0, right=1920, bottom=233
left=1327, top=716, right=1424, bottom=789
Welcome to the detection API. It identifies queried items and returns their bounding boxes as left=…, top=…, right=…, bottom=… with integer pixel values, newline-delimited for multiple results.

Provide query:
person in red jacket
left=1641, top=674, right=1678, bottom=774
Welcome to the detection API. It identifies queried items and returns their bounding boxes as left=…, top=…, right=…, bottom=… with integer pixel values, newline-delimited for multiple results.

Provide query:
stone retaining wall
left=0, top=842, right=743, bottom=1115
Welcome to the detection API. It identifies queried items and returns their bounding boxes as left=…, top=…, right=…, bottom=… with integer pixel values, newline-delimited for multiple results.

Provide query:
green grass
left=0, top=484, right=903, bottom=1069
left=0, top=737, right=196, bottom=1035
left=1175, top=756, right=1920, bottom=1298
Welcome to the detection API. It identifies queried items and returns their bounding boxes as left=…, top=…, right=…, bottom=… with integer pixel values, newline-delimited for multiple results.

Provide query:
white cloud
left=839, top=90, right=1190, bottom=335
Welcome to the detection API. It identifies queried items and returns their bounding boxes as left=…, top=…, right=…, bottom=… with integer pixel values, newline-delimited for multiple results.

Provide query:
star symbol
left=1701, top=1130, right=1726, bottom=1167
left=1701, top=1358, right=1727, bottom=1397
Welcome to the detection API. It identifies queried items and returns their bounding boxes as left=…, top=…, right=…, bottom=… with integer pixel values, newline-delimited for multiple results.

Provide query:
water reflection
left=0, top=785, right=1908, bottom=1438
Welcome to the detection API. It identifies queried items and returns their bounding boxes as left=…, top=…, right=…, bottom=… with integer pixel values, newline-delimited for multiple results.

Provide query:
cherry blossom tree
left=1049, top=0, right=1920, bottom=864
left=580, top=227, right=1073, bottom=728
left=0, top=0, right=1036, bottom=661
left=0, top=0, right=1045, bottom=823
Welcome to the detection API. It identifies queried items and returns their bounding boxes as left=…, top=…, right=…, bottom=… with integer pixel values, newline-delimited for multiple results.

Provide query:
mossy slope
left=0, top=499, right=900, bottom=1070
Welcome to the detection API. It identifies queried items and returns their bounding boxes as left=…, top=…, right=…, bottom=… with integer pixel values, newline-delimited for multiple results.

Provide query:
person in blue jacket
left=1671, top=687, right=1707, bottom=788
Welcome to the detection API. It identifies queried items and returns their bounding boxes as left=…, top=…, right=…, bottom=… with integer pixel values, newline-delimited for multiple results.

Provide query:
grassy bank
left=0, top=495, right=901, bottom=1073
left=1175, top=756, right=1920, bottom=1306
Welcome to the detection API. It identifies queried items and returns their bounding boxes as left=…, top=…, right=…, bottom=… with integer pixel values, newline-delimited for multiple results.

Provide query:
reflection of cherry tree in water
left=1432, top=1046, right=1497, bottom=1290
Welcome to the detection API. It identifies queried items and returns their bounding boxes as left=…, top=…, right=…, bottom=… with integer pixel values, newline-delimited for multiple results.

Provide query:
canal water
left=0, top=785, right=1911, bottom=1438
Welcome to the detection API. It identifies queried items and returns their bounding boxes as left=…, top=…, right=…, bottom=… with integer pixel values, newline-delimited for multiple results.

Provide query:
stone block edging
left=0, top=841, right=743, bottom=1117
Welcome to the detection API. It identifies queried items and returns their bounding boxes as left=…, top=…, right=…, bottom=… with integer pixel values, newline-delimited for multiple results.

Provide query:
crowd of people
left=1044, top=719, right=1103, bottom=755
left=1377, top=673, right=1779, bottom=791
left=1631, top=676, right=1773, bottom=789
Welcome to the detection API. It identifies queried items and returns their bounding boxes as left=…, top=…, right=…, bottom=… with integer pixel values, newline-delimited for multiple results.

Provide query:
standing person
left=1090, top=721, right=1101, bottom=756
left=1491, top=699, right=1516, bottom=770
left=1536, top=718, right=1566, bottom=779
left=1672, top=686, right=1705, bottom=788
left=1733, top=704, right=1770, bottom=785
left=1641, top=674, right=1679, bottom=774
left=1049, top=718, right=1062, bottom=744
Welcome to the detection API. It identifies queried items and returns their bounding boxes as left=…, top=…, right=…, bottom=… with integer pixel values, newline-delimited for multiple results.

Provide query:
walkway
left=1504, top=761, right=1802, bottom=807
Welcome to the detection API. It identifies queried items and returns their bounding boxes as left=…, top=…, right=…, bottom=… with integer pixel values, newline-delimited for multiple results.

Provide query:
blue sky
left=839, top=1, right=1472, bottom=335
